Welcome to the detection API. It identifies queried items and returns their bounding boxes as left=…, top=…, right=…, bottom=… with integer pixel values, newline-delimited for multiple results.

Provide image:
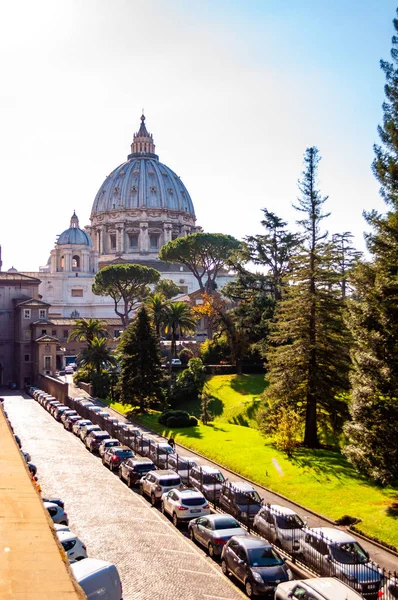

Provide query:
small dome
left=57, top=212, right=93, bottom=246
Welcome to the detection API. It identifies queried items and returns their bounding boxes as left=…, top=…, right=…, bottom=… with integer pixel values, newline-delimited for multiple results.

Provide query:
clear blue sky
left=0, top=0, right=397, bottom=270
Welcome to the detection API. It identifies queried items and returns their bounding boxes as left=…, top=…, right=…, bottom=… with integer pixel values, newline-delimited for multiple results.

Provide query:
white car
left=275, top=577, right=365, bottom=600
left=54, top=523, right=70, bottom=533
left=161, top=488, right=210, bottom=526
left=57, top=530, right=87, bottom=563
left=72, top=419, right=92, bottom=435
left=140, top=470, right=183, bottom=505
left=44, top=501, right=69, bottom=525
left=64, top=365, right=74, bottom=374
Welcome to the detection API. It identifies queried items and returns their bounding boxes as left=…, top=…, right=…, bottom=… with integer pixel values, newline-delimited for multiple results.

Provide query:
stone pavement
left=4, top=392, right=247, bottom=600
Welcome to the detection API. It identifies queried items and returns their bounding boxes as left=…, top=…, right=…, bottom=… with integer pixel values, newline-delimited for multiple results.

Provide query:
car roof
left=178, top=489, right=205, bottom=498
left=44, top=501, right=61, bottom=510
left=113, top=445, right=131, bottom=451
left=207, top=513, right=240, bottom=523
left=71, top=558, right=115, bottom=579
left=269, top=504, right=300, bottom=517
left=155, top=469, right=179, bottom=477
left=306, top=577, right=364, bottom=598
left=305, top=527, right=356, bottom=543
left=227, top=481, right=256, bottom=493
left=56, top=530, right=77, bottom=542
left=103, top=438, right=119, bottom=443
left=232, top=534, right=272, bottom=549
left=131, top=457, right=154, bottom=463
left=92, top=431, right=109, bottom=437
left=200, top=465, right=222, bottom=474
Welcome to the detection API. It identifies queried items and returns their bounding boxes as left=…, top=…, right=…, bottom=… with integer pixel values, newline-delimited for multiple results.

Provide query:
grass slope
left=205, top=374, right=266, bottom=427
left=135, top=411, right=398, bottom=549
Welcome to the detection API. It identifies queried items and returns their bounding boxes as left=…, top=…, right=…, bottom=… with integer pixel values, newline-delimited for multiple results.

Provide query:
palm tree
left=163, top=301, right=196, bottom=364
left=77, top=336, right=115, bottom=374
left=145, top=293, right=170, bottom=337
left=67, top=318, right=108, bottom=345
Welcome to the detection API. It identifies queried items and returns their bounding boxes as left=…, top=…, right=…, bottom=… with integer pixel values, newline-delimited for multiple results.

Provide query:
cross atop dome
left=129, top=113, right=158, bottom=160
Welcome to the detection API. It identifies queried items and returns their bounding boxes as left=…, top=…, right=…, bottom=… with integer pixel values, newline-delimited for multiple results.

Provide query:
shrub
left=179, top=347, right=194, bottom=365
left=158, top=409, right=198, bottom=428
left=200, top=334, right=231, bottom=364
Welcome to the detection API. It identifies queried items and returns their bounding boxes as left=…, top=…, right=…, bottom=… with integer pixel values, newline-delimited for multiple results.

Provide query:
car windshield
left=247, top=547, right=284, bottom=567
left=158, top=445, right=173, bottom=453
left=275, top=514, right=305, bottom=530
left=214, top=517, right=241, bottom=530
left=135, top=464, right=154, bottom=471
left=330, top=542, right=369, bottom=565
left=203, top=473, right=225, bottom=484
left=96, top=433, right=110, bottom=438
left=235, top=491, right=262, bottom=504
left=182, top=497, right=207, bottom=506
left=115, top=450, right=133, bottom=457
left=106, top=441, right=120, bottom=447
left=160, top=478, right=181, bottom=486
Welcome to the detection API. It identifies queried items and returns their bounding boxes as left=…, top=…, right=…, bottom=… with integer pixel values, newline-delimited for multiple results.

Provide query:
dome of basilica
left=58, top=212, right=93, bottom=246
left=91, top=116, right=195, bottom=217
left=87, top=115, right=198, bottom=266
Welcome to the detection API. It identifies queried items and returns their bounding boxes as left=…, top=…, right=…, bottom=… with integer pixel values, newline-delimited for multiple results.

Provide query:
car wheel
left=208, top=543, right=215, bottom=558
left=189, top=528, right=195, bottom=542
left=245, top=580, right=254, bottom=598
left=221, top=560, right=229, bottom=576
left=172, top=512, right=179, bottom=527
left=150, top=493, right=156, bottom=506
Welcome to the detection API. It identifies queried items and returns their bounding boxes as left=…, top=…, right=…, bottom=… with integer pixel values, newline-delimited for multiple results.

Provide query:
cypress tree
left=344, top=12, right=398, bottom=483
left=117, top=307, right=164, bottom=412
left=264, top=148, right=351, bottom=447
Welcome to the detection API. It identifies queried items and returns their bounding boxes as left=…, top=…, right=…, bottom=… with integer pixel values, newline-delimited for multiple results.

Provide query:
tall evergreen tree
left=117, top=307, right=164, bottom=412
left=344, top=12, right=398, bottom=483
left=330, top=232, right=361, bottom=299
left=264, top=148, right=351, bottom=447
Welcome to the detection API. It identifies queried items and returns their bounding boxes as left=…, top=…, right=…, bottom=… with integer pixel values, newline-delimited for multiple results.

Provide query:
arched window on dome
left=72, top=255, right=80, bottom=271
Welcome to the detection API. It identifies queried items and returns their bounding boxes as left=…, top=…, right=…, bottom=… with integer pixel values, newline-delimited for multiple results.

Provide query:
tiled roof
left=15, top=298, right=50, bottom=308
left=35, top=335, right=59, bottom=343
left=98, top=258, right=191, bottom=273
left=49, top=317, right=121, bottom=326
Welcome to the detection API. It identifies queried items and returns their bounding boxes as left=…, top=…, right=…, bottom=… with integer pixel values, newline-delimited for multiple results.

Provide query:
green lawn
left=205, top=374, right=266, bottom=427
left=134, top=411, right=398, bottom=549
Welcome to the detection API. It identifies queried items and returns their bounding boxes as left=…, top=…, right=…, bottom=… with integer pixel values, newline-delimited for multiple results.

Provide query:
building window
left=114, top=329, right=121, bottom=338
left=63, top=330, right=68, bottom=339
left=44, top=356, right=52, bottom=369
left=71, top=289, right=83, bottom=297
left=24, top=354, right=30, bottom=362
left=129, top=233, right=138, bottom=248
left=51, top=329, right=56, bottom=336
left=110, top=234, right=116, bottom=249
left=24, top=309, right=31, bottom=319
left=179, top=286, right=188, bottom=294
left=41, top=329, right=47, bottom=335
left=39, top=309, right=46, bottom=319
left=149, top=234, right=159, bottom=250
left=72, top=255, right=81, bottom=270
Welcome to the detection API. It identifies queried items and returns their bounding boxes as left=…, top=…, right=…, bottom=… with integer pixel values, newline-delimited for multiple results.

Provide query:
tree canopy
left=92, top=264, right=160, bottom=329
left=159, top=232, right=241, bottom=293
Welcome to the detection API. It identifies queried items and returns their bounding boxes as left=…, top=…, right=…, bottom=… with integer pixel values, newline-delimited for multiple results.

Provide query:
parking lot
left=4, top=392, right=246, bottom=600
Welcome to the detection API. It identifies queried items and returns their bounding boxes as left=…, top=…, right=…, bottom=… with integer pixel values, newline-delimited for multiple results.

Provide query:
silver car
left=253, top=504, right=305, bottom=553
left=44, top=501, right=68, bottom=525
left=188, top=513, right=248, bottom=558
left=275, top=577, right=365, bottom=600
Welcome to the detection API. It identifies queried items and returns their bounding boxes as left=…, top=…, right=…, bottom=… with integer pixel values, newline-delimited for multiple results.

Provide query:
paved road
left=66, top=382, right=398, bottom=575
left=4, top=392, right=246, bottom=600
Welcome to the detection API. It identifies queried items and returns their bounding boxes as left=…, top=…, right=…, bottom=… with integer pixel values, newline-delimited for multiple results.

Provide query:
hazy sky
left=0, top=0, right=396, bottom=271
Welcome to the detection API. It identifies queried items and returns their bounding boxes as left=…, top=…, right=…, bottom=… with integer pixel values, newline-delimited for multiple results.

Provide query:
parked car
left=140, top=469, right=183, bottom=505
left=54, top=523, right=70, bottom=533
left=64, top=414, right=83, bottom=431
left=102, top=446, right=134, bottom=471
left=98, top=438, right=121, bottom=458
left=119, top=456, right=156, bottom=487
left=253, top=504, right=305, bottom=554
left=134, top=434, right=155, bottom=456
left=44, top=501, right=68, bottom=525
left=148, top=441, right=175, bottom=466
left=72, top=419, right=92, bottom=435
left=27, top=462, right=37, bottom=476
left=60, top=410, right=78, bottom=424
left=14, top=434, right=22, bottom=448
left=86, top=430, right=111, bottom=453
left=167, top=454, right=198, bottom=483
left=161, top=488, right=210, bottom=527
left=188, top=465, right=226, bottom=502
left=275, top=577, right=365, bottom=600
left=166, top=358, right=182, bottom=366
left=71, top=558, right=123, bottom=600
left=189, top=514, right=248, bottom=558
left=21, top=450, right=31, bottom=462
left=219, top=481, right=263, bottom=526
left=119, top=423, right=141, bottom=437
left=57, top=530, right=87, bottom=563
left=300, top=527, right=383, bottom=598
left=221, top=535, right=293, bottom=598
left=64, top=365, right=74, bottom=374
left=80, top=424, right=101, bottom=443
left=43, top=497, right=64, bottom=509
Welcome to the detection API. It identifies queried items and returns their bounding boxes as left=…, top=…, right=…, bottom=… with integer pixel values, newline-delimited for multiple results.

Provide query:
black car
left=119, top=457, right=156, bottom=487
left=218, top=481, right=263, bottom=526
left=221, top=535, right=292, bottom=598
left=103, top=446, right=134, bottom=471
